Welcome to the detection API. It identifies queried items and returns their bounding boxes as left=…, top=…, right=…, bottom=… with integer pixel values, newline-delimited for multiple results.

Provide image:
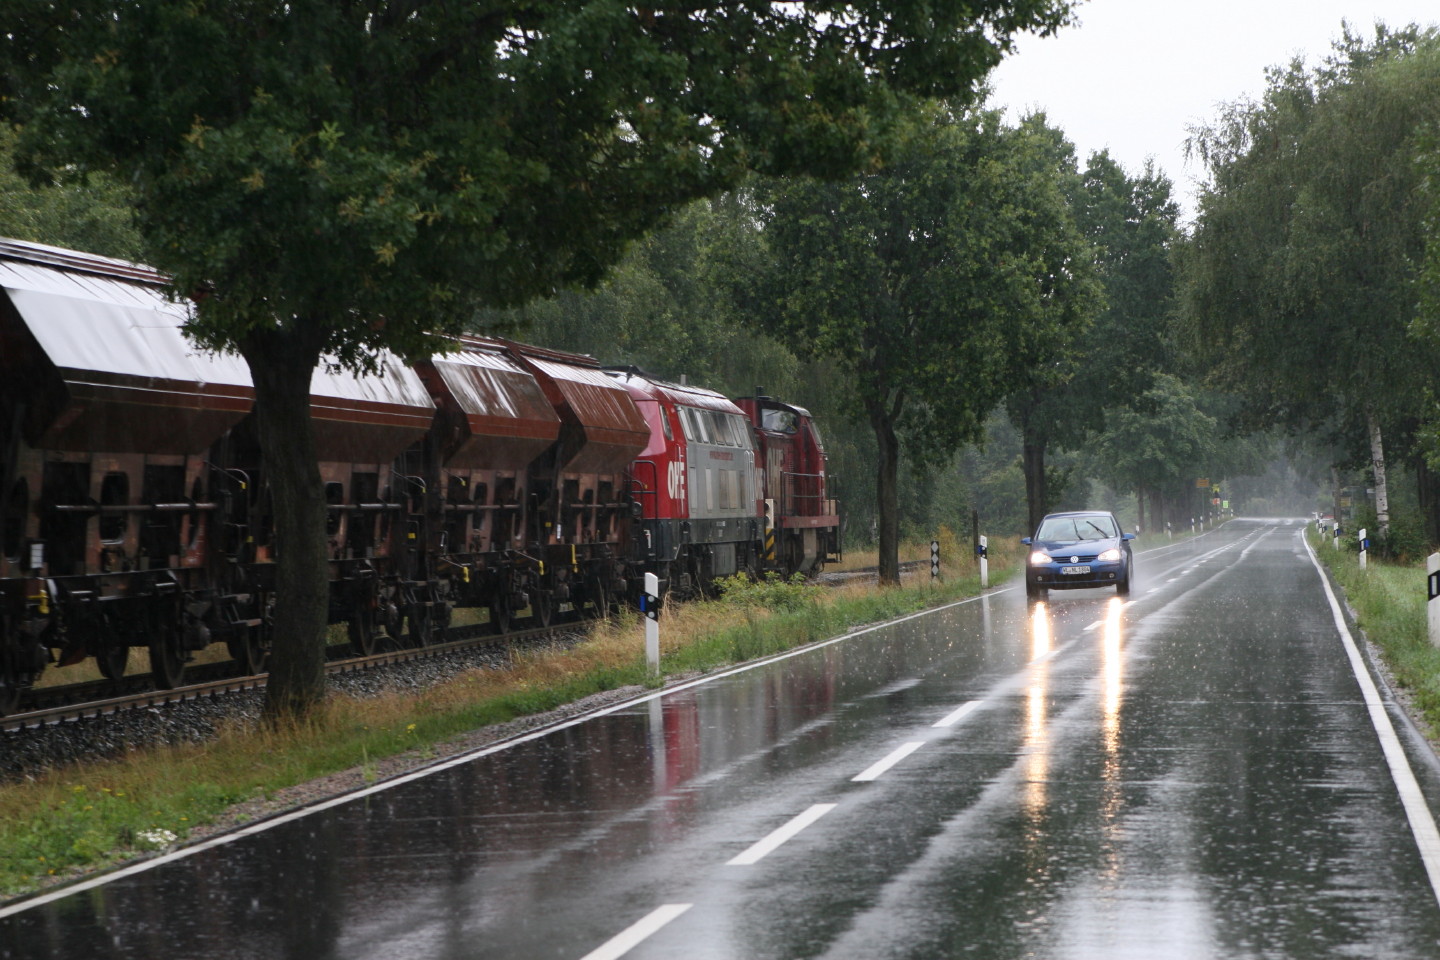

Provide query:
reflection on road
left=1024, top=601, right=1052, bottom=829
left=1099, top=596, right=1126, bottom=892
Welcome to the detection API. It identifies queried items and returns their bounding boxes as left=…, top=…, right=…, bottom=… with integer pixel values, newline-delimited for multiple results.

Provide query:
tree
left=1, top=0, right=1077, bottom=718
left=481, top=197, right=803, bottom=399
left=1082, top=374, right=1217, bottom=528
left=1005, top=144, right=1179, bottom=533
left=1184, top=23, right=1440, bottom=545
left=0, top=128, right=141, bottom=260
left=749, top=105, right=1099, bottom=583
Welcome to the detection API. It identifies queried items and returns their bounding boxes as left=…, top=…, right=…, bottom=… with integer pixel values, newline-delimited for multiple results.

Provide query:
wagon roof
left=0, top=241, right=253, bottom=399
left=604, top=367, right=744, bottom=415
left=0, top=237, right=435, bottom=457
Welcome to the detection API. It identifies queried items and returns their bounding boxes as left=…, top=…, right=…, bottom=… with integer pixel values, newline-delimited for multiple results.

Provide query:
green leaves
left=1185, top=25, right=1440, bottom=442
left=753, top=106, right=1097, bottom=460
left=0, top=0, right=1078, bottom=368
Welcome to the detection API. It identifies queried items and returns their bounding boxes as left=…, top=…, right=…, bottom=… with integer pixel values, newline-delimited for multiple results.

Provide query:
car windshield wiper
left=1085, top=521, right=1109, bottom=538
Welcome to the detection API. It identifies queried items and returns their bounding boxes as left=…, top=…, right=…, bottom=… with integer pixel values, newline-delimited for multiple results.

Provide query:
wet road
left=7, top=518, right=1440, bottom=959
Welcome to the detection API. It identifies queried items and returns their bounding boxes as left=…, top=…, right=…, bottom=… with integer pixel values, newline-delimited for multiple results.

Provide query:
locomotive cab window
left=762, top=408, right=798, bottom=434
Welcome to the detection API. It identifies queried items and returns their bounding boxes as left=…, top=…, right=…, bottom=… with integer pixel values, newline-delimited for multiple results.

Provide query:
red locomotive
left=0, top=239, right=839, bottom=714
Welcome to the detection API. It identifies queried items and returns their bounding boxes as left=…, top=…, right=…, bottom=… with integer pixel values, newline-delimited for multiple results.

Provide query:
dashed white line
left=933, top=701, right=981, bottom=728
left=579, top=903, right=693, bottom=960
left=852, top=741, right=926, bottom=782
left=727, top=804, right=838, bottom=865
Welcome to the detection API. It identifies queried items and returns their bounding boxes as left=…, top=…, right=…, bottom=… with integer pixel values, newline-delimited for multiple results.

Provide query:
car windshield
left=1036, top=515, right=1118, bottom=542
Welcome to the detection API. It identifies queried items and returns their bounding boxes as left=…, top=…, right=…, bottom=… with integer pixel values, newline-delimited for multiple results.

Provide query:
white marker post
left=1428, top=553, right=1440, bottom=648
left=642, top=572, right=661, bottom=674
left=978, top=534, right=989, bottom=589
left=1359, top=528, right=1368, bottom=571
left=1333, top=522, right=1341, bottom=550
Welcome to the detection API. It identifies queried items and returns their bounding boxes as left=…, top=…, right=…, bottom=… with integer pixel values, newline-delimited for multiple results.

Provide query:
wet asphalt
left=6, top=518, right=1440, bottom=959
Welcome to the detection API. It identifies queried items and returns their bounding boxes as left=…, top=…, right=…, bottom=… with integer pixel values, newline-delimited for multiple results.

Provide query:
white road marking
left=0, top=592, right=1001, bottom=920
left=727, top=804, right=838, bottom=865
left=578, top=904, right=693, bottom=960
left=933, top=701, right=981, bottom=728
left=1304, top=534, right=1440, bottom=909
left=852, top=741, right=926, bottom=782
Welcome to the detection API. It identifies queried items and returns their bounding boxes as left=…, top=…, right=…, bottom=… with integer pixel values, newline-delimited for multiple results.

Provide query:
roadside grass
left=1309, top=531, right=1440, bottom=732
left=0, top=540, right=1020, bottom=900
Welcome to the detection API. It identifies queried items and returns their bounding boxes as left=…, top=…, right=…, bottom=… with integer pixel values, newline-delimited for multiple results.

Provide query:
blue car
left=1021, top=510, right=1135, bottom=600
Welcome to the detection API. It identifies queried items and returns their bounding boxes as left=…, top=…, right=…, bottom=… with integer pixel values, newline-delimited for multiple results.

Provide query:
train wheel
left=405, top=603, right=435, bottom=647
left=148, top=617, right=186, bottom=689
left=532, top=592, right=554, bottom=629
left=489, top=602, right=511, bottom=636
left=588, top=582, right=611, bottom=619
left=0, top=653, right=21, bottom=716
left=348, top=605, right=379, bottom=657
left=227, top=625, right=268, bottom=675
left=433, top=599, right=452, bottom=644
left=97, top=644, right=129, bottom=681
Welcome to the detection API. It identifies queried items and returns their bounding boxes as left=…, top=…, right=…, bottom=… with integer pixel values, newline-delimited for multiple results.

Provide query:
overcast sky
left=986, top=0, right=1440, bottom=223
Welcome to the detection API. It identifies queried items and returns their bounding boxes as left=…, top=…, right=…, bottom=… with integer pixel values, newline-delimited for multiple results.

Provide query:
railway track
left=2, top=620, right=561, bottom=734
left=5, top=562, right=867, bottom=736
left=816, top=559, right=926, bottom=585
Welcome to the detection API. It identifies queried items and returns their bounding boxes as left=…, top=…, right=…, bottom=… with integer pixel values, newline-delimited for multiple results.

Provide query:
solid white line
left=727, top=804, right=837, bottom=865
left=1304, top=534, right=1440, bottom=909
left=578, top=904, right=693, bottom=960
left=933, top=701, right=981, bottom=728
left=852, top=741, right=925, bottom=782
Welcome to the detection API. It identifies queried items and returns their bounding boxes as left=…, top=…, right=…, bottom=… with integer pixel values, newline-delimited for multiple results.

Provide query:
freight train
left=0, top=239, right=840, bottom=714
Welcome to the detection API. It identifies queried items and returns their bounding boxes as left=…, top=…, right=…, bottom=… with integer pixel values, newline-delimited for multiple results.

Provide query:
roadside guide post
left=931, top=540, right=940, bottom=580
left=640, top=572, right=661, bottom=674
left=1428, top=553, right=1440, bottom=647
left=978, top=535, right=989, bottom=589
left=1333, top=522, right=1341, bottom=550
left=1359, top=528, right=1369, bottom=571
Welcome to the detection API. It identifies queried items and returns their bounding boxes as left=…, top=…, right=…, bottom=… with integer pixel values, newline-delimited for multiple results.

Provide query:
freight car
left=0, top=239, right=839, bottom=715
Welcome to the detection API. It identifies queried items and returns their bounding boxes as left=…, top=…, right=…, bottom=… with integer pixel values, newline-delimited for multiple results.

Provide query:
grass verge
left=0, top=543, right=1019, bottom=900
left=1309, top=531, right=1440, bottom=736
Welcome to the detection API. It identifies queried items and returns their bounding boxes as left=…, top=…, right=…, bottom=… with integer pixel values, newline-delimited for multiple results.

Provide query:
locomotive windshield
left=762, top=408, right=798, bottom=434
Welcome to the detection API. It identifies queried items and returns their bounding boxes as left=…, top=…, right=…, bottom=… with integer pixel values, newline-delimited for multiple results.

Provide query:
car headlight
left=1097, top=548, right=1122, bottom=562
left=1029, top=551, right=1051, bottom=565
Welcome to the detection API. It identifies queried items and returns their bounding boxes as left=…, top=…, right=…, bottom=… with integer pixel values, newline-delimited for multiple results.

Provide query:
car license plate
left=1060, top=565, right=1091, bottom=575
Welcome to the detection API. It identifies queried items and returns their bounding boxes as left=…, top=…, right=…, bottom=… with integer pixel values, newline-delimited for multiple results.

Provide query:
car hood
left=1033, top=537, right=1123, bottom=554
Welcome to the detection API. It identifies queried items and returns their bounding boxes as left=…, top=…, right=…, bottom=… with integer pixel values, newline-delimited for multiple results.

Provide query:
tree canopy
left=748, top=105, right=1100, bottom=581
left=1183, top=23, right=1440, bottom=542
left=1004, top=144, right=1179, bottom=532
left=0, top=0, right=1077, bottom=716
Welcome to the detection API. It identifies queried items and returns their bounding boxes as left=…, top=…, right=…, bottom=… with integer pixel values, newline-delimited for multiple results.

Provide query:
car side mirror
left=1021, top=537, right=1032, bottom=545
left=1122, top=533, right=1135, bottom=541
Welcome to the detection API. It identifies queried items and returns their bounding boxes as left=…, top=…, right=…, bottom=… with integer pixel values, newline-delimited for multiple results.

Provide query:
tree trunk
left=1332, top=465, right=1343, bottom=534
left=1417, top=456, right=1440, bottom=547
left=868, top=400, right=902, bottom=586
left=1022, top=435, right=1047, bottom=536
left=1367, top=408, right=1390, bottom=541
left=241, top=327, right=330, bottom=723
